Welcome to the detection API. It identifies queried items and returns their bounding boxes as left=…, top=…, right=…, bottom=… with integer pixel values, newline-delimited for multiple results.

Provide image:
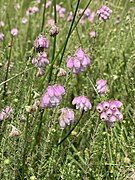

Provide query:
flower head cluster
left=0, top=33, right=4, bottom=41
left=79, top=8, right=95, bottom=23
left=0, top=106, right=13, bottom=121
left=89, top=31, right=96, bottom=38
left=97, top=5, right=112, bottom=21
left=72, top=96, right=92, bottom=111
left=67, top=48, right=90, bottom=74
left=56, top=5, right=66, bottom=18
left=59, top=108, right=74, bottom=129
left=96, top=79, right=109, bottom=96
left=45, top=1, right=51, bottom=8
left=32, top=51, right=49, bottom=77
left=26, top=6, right=39, bottom=16
left=32, top=52, right=49, bottom=67
left=49, top=24, right=59, bottom=37
left=11, top=28, right=18, bottom=36
left=96, top=100, right=123, bottom=127
left=67, top=12, right=73, bottom=22
left=40, top=84, right=65, bottom=108
left=34, top=35, right=49, bottom=52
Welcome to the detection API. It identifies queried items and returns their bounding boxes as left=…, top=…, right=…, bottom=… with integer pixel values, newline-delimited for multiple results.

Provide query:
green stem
left=3, top=36, right=13, bottom=99
left=41, top=0, right=46, bottom=33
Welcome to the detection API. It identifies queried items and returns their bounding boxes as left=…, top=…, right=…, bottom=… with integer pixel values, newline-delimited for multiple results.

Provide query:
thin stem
left=58, top=0, right=80, bottom=67
left=105, top=125, right=113, bottom=174
left=41, top=0, right=46, bottom=33
left=48, top=0, right=57, bottom=83
left=3, top=36, right=13, bottom=98
left=57, top=110, right=84, bottom=146
left=87, top=71, right=100, bottom=97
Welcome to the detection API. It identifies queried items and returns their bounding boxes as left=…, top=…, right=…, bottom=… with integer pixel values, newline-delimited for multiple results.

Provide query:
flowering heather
left=58, top=68, right=67, bottom=77
left=96, top=100, right=123, bottom=127
left=82, top=8, right=91, bottom=19
left=89, top=31, right=96, bottom=38
left=59, top=108, right=75, bottom=129
left=67, top=12, right=73, bottom=22
left=54, top=4, right=66, bottom=18
left=49, top=24, right=59, bottom=37
left=45, top=1, right=51, bottom=8
left=11, top=28, right=18, bottom=36
left=96, top=79, right=109, bottom=96
left=0, top=33, right=4, bottom=41
left=88, top=12, right=95, bottom=23
left=67, top=48, right=90, bottom=74
left=26, top=6, right=39, bottom=16
left=32, top=52, right=49, bottom=67
left=97, top=5, right=112, bottom=21
left=34, top=35, right=49, bottom=52
left=40, top=84, right=65, bottom=108
left=0, top=106, right=13, bottom=121
left=72, top=96, right=92, bottom=111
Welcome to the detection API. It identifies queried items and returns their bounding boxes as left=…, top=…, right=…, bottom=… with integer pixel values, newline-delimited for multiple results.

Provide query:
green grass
left=0, top=0, right=135, bottom=179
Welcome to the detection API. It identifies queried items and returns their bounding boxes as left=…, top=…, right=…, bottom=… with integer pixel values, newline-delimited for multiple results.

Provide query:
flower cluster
left=0, top=106, right=13, bottom=121
left=96, top=100, right=123, bottom=127
left=56, top=5, right=66, bottom=18
left=0, top=33, right=4, bottom=41
left=67, top=12, right=73, bottom=22
left=40, top=84, right=65, bottom=108
left=97, top=5, right=112, bottom=21
left=49, top=24, right=59, bottom=37
left=26, top=6, right=39, bottom=16
left=32, top=52, right=49, bottom=67
left=34, top=35, right=49, bottom=52
left=32, top=52, right=49, bottom=77
left=96, top=79, right=109, bottom=96
left=89, top=31, right=96, bottom=38
left=59, top=108, right=74, bottom=129
left=79, top=8, right=95, bottom=23
left=67, top=48, right=90, bottom=74
left=72, top=96, right=92, bottom=111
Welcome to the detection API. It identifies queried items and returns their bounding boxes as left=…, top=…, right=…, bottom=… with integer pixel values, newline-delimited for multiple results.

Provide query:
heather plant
left=0, top=0, right=135, bottom=179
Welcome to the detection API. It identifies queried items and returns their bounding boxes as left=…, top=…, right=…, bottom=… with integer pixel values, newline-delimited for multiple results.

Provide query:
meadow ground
left=0, top=0, right=135, bottom=179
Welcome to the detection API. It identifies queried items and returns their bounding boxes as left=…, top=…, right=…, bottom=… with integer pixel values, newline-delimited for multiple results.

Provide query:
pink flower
left=59, top=108, right=74, bottom=129
left=97, top=5, right=112, bottom=21
left=11, top=28, right=18, bottom=36
left=0, top=106, right=13, bottom=121
left=89, top=31, right=96, bottom=38
left=67, top=48, right=90, bottom=74
left=72, top=96, right=92, bottom=111
left=40, top=84, right=65, bottom=108
left=59, top=7, right=66, bottom=18
left=96, top=100, right=123, bottom=127
left=45, top=1, right=51, bottom=8
left=34, top=35, right=49, bottom=52
left=96, top=79, right=109, bottom=96
left=88, top=12, right=95, bottom=23
left=67, top=12, right=73, bottom=22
